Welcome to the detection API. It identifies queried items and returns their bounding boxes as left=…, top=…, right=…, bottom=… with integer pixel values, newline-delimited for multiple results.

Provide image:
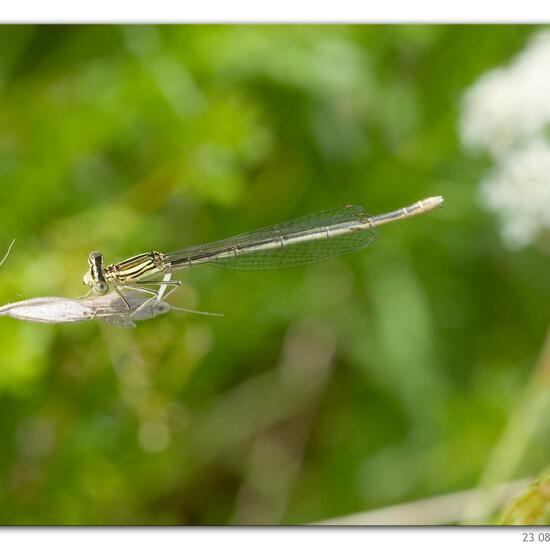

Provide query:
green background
left=0, top=25, right=548, bottom=525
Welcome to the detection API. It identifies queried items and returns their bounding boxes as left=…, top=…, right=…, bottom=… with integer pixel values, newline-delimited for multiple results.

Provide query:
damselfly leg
left=123, top=274, right=181, bottom=318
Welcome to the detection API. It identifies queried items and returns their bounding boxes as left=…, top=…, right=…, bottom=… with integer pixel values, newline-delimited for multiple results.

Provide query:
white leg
left=119, top=285, right=161, bottom=318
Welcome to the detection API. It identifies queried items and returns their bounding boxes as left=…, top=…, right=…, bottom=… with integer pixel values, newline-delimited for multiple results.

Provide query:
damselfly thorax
left=82, top=251, right=167, bottom=292
left=104, top=251, right=167, bottom=284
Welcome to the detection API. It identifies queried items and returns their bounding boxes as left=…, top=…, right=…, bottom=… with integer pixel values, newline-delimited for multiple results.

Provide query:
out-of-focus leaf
left=499, top=469, right=550, bottom=525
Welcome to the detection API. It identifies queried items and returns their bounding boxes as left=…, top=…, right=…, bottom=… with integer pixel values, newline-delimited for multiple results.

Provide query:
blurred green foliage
left=0, top=24, right=549, bottom=525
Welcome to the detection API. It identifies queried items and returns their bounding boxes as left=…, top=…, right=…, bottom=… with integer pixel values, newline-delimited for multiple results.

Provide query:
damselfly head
left=83, top=250, right=110, bottom=295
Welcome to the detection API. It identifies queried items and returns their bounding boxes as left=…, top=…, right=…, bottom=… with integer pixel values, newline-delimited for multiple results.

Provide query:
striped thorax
left=83, top=250, right=168, bottom=296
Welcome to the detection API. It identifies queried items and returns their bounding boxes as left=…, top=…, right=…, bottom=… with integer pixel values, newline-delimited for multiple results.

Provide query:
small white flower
left=480, top=139, right=550, bottom=248
left=461, top=30, right=550, bottom=159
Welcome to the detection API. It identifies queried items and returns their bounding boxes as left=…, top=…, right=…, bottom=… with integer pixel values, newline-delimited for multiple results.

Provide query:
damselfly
left=82, top=196, right=444, bottom=314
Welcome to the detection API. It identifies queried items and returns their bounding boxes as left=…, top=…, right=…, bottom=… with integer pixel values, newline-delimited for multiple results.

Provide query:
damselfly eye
left=82, top=271, right=94, bottom=287
left=93, top=281, right=109, bottom=295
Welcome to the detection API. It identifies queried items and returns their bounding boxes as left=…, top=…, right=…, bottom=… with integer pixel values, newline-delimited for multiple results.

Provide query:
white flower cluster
left=460, top=30, right=550, bottom=249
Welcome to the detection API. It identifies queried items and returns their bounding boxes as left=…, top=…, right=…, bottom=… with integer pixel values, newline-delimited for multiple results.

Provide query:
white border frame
left=2, top=0, right=550, bottom=23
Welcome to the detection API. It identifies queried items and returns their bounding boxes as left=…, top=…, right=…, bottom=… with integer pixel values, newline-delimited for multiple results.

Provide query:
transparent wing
left=164, top=205, right=378, bottom=271
left=101, top=315, right=137, bottom=328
